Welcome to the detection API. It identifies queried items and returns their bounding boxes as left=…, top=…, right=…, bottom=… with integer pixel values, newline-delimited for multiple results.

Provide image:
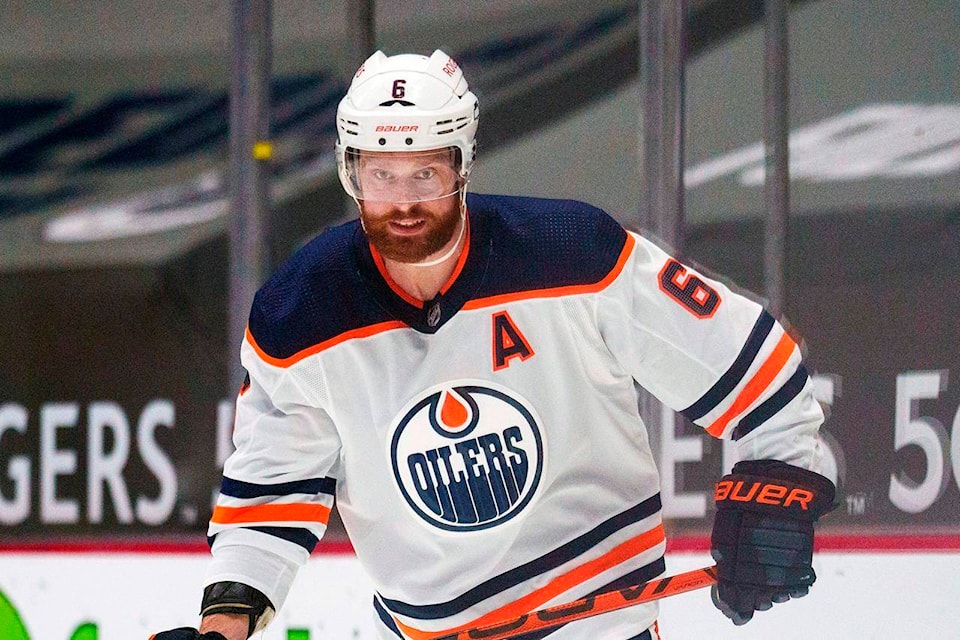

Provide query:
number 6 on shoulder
left=658, top=259, right=721, bottom=318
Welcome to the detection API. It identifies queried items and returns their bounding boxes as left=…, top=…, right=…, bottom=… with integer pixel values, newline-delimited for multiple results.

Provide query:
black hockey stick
left=429, top=564, right=718, bottom=640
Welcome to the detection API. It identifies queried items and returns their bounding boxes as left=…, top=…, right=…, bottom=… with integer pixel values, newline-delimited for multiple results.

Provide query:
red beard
left=362, top=202, right=461, bottom=264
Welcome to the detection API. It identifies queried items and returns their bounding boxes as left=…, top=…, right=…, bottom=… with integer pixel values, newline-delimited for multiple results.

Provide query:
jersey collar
left=354, top=208, right=491, bottom=333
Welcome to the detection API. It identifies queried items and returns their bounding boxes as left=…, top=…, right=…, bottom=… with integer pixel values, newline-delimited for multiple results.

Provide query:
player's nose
left=391, top=199, right=418, bottom=212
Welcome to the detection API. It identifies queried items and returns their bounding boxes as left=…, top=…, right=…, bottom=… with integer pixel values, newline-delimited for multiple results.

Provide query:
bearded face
left=360, top=195, right=462, bottom=263
left=354, top=149, right=464, bottom=264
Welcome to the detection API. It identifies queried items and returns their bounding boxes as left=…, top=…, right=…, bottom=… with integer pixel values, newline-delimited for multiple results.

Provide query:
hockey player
left=152, top=50, right=836, bottom=640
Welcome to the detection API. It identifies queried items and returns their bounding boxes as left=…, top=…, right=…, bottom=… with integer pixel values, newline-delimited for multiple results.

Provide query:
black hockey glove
left=150, top=629, right=226, bottom=640
left=199, top=581, right=274, bottom=638
left=152, top=582, right=273, bottom=640
left=710, top=459, right=836, bottom=625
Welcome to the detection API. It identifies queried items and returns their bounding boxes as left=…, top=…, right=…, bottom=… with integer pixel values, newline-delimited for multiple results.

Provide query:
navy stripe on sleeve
left=249, top=526, right=320, bottom=553
left=732, top=365, right=809, bottom=441
left=220, top=476, right=336, bottom=499
left=378, top=494, right=662, bottom=620
left=681, top=310, right=775, bottom=422
left=206, top=525, right=320, bottom=554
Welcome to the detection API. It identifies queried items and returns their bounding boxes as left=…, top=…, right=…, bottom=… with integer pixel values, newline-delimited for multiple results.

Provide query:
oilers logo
left=389, top=380, right=545, bottom=532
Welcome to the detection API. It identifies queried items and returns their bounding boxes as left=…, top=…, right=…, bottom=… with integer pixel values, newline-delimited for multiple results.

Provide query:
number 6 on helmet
left=335, top=49, right=479, bottom=201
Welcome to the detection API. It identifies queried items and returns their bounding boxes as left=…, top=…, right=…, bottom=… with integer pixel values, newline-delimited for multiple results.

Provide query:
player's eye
left=414, top=168, right=437, bottom=180
left=371, top=169, right=393, bottom=181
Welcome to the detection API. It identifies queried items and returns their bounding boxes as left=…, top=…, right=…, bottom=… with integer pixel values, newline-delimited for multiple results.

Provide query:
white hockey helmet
left=335, top=49, right=479, bottom=200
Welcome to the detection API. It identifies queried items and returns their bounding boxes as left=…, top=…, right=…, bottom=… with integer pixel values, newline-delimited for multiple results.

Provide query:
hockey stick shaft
left=431, top=564, right=717, bottom=640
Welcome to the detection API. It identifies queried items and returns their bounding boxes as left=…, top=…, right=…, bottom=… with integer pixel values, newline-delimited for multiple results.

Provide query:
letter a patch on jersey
left=492, top=310, right=534, bottom=371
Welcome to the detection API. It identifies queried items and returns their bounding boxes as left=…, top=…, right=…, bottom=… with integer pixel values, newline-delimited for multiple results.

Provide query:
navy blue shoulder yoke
left=246, top=193, right=629, bottom=360
left=466, top=192, right=628, bottom=300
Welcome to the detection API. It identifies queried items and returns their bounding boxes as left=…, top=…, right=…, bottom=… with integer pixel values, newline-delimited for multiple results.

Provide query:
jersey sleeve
left=597, top=230, right=825, bottom=472
left=204, top=316, right=343, bottom=612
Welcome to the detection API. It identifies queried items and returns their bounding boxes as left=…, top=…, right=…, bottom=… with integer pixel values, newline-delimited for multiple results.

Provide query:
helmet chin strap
left=408, top=190, right=467, bottom=268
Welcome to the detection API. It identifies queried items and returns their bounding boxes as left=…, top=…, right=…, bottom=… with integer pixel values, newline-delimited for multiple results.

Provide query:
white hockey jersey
left=206, top=193, right=825, bottom=639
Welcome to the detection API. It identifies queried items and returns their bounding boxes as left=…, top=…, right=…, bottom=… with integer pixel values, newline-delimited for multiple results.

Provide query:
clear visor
left=342, top=147, right=463, bottom=203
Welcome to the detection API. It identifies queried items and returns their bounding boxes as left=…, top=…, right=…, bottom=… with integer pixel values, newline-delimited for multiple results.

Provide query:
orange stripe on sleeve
left=705, top=332, right=797, bottom=437
left=211, top=503, right=331, bottom=526
left=396, top=522, right=666, bottom=640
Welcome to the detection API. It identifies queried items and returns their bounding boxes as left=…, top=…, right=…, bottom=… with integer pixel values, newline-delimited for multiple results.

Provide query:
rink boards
left=0, top=544, right=957, bottom=640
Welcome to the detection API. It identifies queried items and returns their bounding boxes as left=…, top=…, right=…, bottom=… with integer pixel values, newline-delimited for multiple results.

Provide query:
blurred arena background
left=0, top=0, right=958, bottom=638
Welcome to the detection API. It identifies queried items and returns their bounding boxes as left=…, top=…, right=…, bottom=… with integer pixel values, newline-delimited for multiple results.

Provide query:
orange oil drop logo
left=439, top=389, right=470, bottom=430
